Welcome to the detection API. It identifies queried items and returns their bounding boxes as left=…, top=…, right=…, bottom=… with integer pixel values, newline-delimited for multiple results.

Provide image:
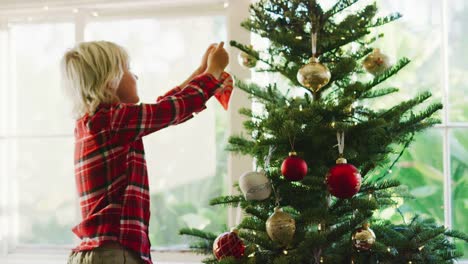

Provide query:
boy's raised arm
left=109, top=73, right=221, bottom=142
left=109, top=42, right=228, bottom=143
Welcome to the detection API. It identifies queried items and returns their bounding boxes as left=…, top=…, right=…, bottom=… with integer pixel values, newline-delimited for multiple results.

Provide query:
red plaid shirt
left=71, top=73, right=223, bottom=264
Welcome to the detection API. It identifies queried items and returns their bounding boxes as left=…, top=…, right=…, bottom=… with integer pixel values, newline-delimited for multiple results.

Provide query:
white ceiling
left=0, top=0, right=224, bottom=16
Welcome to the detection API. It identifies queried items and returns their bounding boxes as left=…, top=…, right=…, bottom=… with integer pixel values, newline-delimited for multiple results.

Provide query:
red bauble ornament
left=281, top=152, right=308, bottom=181
left=212, top=229, right=245, bottom=260
left=326, top=157, right=362, bottom=199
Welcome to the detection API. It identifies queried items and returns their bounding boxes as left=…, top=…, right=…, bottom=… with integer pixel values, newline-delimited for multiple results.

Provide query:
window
left=0, top=1, right=250, bottom=262
left=85, top=15, right=228, bottom=249
left=446, top=0, right=468, bottom=257
left=373, top=1, right=467, bottom=258
left=6, top=22, right=77, bottom=246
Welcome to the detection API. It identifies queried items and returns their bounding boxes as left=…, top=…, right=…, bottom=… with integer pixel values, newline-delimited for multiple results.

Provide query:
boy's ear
left=106, top=83, right=120, bottom=102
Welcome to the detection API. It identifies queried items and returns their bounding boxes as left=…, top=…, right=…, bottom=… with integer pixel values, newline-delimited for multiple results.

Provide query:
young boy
left=63, top=41, right=230, bottom=264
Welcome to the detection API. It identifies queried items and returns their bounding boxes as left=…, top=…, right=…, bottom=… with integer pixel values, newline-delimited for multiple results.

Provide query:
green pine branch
left=179, top=227, right=217, bottom=241
left=210, top=195, right=244, bottom=206
left=325, top=0, right=361, bottom=18
left=361, top=87, right=399, bottom=99
left=360, top=57, right=411, bottom=96
left=368, top=12, right=402, bottom=28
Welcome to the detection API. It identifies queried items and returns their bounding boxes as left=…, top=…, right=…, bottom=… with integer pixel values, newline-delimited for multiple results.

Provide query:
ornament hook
left=337, top=131, right=345, bottom=156
left=336, top=131, right=347, bottom=164
left=311, top=32, right=317, bottom=57
left=264, top=145, right=277, bottom=169
left=271, top=184, right=281, bottom=207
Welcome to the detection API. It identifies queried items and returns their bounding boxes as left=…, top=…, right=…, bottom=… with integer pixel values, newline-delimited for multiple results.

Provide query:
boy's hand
left=205, top=42, right=229, bottom=80
left=180, top=44, right=218, bottom=88
left=199, top=44, right=217, bottom=73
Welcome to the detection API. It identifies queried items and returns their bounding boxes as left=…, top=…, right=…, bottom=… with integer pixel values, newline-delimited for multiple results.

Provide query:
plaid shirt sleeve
left=110, top=73, right=221, bottom=142
left=156, top=86, right=182, bottom=101
left=155, top=85, right=205, bottom=124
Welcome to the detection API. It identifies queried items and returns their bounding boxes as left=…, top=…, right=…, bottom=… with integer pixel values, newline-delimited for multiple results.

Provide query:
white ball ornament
left=239, top=171, right=272, bottom=201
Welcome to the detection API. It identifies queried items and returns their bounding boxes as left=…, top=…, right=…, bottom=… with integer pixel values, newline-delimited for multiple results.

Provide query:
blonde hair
left=61, top=41, right=129, bottom=118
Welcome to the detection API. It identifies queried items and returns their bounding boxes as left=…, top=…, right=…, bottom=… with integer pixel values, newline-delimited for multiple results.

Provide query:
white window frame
left=440, top=1, right=467, bottom=262
left=0, top=0, right=253, bottom=263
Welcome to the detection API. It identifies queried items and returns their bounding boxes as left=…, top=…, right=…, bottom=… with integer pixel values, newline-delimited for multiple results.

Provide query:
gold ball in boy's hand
left=297, top=57, right=331, bottom=93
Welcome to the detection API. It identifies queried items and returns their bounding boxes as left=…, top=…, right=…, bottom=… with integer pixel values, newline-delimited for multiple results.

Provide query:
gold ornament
left=352, top=223, right=376, bottom=251
left=238, top=45, right=257, bottom=68
left=297, top=57, right=331, bottom=93
left=362, top=48, right=392, bottom=75
left=266, top=207, right=296, bottom=247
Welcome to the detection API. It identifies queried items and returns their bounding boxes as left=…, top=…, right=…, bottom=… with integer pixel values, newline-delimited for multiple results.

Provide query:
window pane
left=85, top=16, right=228, bottom=248
left=85, top=17, right=226, bottom=101
left=363, top=0, right=443, bottom=115
left=10, top=23, right=75, bottom=135
left=448, top=0, right=468, bottom=122
left=12, top=138, right=77, bottom=245
left=0, top=28, right=7, bottom=135
left=380, top=129, right=444, bottom=224
left=450, top=129, right=468, bottom=257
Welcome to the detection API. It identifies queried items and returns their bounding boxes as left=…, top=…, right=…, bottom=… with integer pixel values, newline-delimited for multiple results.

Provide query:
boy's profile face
left=116, top=68, right=139, bottom=104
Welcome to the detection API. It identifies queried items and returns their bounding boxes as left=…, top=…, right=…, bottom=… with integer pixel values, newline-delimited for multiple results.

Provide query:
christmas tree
left=180, top=0, right=468, bottom=263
